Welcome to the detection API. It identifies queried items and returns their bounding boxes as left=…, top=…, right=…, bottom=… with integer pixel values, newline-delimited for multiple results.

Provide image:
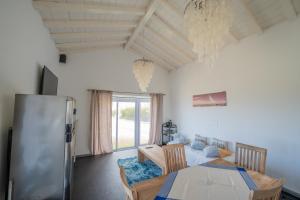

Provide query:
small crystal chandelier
left=133, top=30, right=154, bottom=92
left=184, top=0, right=233, bottom=65
left=133, top=58, right=154, bottom=92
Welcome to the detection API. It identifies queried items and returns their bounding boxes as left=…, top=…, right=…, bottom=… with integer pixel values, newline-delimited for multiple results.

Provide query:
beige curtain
left=90, top=90, right=113, bottom=155
left=148, top=93, right=164, bottom=145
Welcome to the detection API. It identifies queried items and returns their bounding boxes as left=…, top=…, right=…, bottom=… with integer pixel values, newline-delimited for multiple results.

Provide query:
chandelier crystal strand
left=133, top=58, right=154, bottom=92
left=184, top=0, right=233, bottom=66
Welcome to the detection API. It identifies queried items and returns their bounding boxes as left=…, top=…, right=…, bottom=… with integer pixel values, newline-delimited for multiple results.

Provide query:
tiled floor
left=73, top=149, right=137, bottom=200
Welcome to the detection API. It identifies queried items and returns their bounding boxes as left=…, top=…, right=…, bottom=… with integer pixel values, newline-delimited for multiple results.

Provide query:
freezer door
left=9, top=95, right=67, bottom=200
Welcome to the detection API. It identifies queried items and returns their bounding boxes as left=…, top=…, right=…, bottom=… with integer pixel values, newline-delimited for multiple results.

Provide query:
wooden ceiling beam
left=135, top=36, right=183, bottom=67
left=51, top=32, right=130, bottom=40
left=32, top=1, right=145, bottom=16
left=124, top=0, right=161, bottom=50
left=152, top=14, right=191, bottom=46
left=56, top=40, right=126, bottom=49
left=59, top=44, right=122, bottom=53
left=144, top=27, right=194, bottom=63
left=226, top=32, right=239, bottom=44
left=145, top=26, right=197, bottom=61
left=131, top=43, right=175, bottom=70
left=158, top=1, right=239, bottom=42
left=235, top=0, right=263, bottom=34
left=279, top=0, right=297, bottom=20
left=159, top=0, right=182, bottom=19
left=44, top=20, right=136, bottom=29
left=130, top=47, right=171, bottom=71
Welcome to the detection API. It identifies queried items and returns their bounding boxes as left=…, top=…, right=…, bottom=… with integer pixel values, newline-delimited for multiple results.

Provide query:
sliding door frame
left=112, top=96, right=150, bottom=151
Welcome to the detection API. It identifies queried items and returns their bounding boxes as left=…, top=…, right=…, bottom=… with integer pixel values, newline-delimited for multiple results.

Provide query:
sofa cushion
left=204, top=145, right=220, bottom=157
left=195, top=134, right=208, bottom=145
left=191, top=140, right=206, bottom=150
left=219, top=148, right=232, bottom=158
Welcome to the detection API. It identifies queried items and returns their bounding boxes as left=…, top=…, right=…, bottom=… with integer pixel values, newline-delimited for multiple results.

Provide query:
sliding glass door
left=139, top=102, right=150, bottom=145
left=112, top=96, right=150, bottom=151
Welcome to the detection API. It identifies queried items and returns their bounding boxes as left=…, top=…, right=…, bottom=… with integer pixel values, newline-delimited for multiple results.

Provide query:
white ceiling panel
left=33, top=0, right=300, bottom=70
left=248, top=0, right=286, bottom=29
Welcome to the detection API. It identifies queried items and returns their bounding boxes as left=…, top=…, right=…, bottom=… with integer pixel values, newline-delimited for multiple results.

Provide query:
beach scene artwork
left=193, top=91, right=227, bottom=107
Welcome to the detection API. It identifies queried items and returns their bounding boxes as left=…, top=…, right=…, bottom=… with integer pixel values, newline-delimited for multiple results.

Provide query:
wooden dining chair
left=250, top=179, right=284, bottom=200
left=119, top=166, right=166, bottom=200
left=119, top=166, right=137, bottom=200
left=162, top=144, right=187, bottom=174
left=235, top=143, right=267, bottom=174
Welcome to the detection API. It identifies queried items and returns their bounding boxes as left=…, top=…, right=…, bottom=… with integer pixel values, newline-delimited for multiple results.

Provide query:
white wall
left=1, top=0, right=299, bottom=196
left=169, top=18, right=300, bottom=193
left=0, top=0, right=59, bottom=198
left=59, top=48, right=171, bottom=156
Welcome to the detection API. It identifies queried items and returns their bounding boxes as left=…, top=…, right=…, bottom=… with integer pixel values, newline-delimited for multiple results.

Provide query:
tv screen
left=40, top=66, right=58, bottom=95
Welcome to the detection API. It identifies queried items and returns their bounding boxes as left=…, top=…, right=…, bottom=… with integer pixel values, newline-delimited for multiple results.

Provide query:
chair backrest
left=250, top=179, right=284, bottom=200
left=162, top=144, right=187, bottom=174
left=235, top=143, right=267, bottom=174
left=119, top=166, right=136, bottom=200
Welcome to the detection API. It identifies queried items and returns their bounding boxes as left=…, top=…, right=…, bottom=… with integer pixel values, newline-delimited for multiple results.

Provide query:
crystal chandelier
left=184, top=0, right=233, bottom=65
left=133, top=58, right=154, bottom=92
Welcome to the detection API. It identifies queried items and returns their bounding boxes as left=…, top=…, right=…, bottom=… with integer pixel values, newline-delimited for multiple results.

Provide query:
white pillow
left=204, top=145, right=220, bottom=157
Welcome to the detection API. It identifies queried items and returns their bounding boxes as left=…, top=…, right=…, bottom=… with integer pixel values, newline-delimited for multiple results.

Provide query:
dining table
left=153, top=158, right=278, bottom=200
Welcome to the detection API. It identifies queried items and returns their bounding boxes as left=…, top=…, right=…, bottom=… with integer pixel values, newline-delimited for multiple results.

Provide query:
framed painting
left=193, top=91, right=227, bottom=107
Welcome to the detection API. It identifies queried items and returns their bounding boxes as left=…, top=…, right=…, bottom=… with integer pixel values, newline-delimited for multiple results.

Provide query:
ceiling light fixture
left=184, top=0, right=233, bottom=65
left=132, top=29, right=154, bottom=92
left=133, top=58, right=154, bottom=92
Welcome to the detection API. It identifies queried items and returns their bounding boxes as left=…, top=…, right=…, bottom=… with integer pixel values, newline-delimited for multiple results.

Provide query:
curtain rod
left=87, top=89, right=165, bottom=96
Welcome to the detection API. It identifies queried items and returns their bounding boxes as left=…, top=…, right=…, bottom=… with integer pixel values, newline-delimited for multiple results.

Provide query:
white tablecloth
left=156, top=164, right=256, bottom=200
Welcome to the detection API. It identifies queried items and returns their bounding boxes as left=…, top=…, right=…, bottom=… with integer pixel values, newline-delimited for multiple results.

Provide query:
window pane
left=140, top=102, right=150, bottom=145
left=117, top=102, right=135, bottom=149
left=112, top=101, right=117, bottom=150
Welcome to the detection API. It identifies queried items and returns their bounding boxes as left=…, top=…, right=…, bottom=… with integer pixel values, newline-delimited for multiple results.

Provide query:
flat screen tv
left=39, top=66, right=58, bottom=95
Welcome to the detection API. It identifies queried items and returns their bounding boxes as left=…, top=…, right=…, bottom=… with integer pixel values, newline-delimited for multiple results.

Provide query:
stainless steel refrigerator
left=8, top=94, right=76, bottom=200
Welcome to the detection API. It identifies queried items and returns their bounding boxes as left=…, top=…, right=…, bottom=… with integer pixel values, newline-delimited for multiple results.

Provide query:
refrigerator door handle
left=65, top=124, right=72, bottom=143
left=8, top=180, right=13, bottom=200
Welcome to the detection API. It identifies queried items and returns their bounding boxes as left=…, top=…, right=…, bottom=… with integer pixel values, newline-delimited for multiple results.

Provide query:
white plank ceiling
left=33, top=0, right=299, bottom=71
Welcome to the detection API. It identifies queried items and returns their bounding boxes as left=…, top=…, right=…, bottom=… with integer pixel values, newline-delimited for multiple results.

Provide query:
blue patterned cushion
left=204, top=145, right=220, bottom=157
left=117, top=157, right=162, bottom=187
left=191, top=140, right=206, bottom=150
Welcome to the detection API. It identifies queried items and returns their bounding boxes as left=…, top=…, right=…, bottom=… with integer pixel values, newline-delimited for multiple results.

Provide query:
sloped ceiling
left=33, top=0, right=299, bottom=71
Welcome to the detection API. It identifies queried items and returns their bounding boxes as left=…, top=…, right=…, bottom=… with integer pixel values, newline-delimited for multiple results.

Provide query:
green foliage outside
left=119, top=107, right=150, bottom=122
left=140, top=108, right=150, bottom=122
